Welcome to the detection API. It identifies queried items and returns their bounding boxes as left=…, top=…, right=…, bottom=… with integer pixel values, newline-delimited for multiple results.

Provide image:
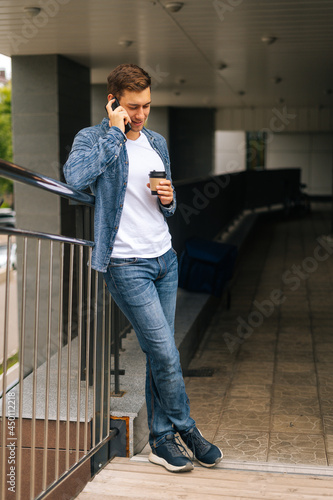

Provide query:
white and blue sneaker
left=179, top=427, right=223, bottom=467
left=149, top=434, right=194, bottom=473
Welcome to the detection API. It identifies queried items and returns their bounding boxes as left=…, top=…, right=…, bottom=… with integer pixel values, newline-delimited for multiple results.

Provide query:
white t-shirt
left=112, top=132, right=172, bottom=258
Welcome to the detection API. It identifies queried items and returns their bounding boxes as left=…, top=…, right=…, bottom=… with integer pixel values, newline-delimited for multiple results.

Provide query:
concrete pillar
left=91, top=83, right=107, bottom=126
left=11, top=54, right=90, bottom=372
left=168, top=107, right=215, bottom=181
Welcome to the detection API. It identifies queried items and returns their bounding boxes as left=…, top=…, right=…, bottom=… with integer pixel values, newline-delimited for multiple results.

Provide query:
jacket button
left=115, top=226, right=118, bottom=230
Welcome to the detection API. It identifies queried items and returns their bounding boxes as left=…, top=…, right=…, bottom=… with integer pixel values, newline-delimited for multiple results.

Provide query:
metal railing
left=0, top=160, right=131, bottom=499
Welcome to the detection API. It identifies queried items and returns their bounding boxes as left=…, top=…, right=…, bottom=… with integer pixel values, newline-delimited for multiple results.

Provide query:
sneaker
left=179, top=427, right=223, bottom=468
left=149, top=434, right=194, bottom=473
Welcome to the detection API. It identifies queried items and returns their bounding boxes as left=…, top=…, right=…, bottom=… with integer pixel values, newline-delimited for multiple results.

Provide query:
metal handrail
left=0, top=226, right=94, bottom=246
left=0, top=159, right=95, bottom=207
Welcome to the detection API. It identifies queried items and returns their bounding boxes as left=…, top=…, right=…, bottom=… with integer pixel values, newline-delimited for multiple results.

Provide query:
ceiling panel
left=0, top=0, right=332, bottom=108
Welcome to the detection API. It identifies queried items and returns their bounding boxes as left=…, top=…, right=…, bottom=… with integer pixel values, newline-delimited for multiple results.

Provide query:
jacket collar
left=101, top=118, right=155, bottom=142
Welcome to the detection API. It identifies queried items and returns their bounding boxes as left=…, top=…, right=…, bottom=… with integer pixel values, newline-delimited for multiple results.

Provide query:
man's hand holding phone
left=106, top=98, right=131, bottom=134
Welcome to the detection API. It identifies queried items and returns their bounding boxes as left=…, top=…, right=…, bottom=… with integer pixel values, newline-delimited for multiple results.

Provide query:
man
left=63, top=63, right=222, bottom=473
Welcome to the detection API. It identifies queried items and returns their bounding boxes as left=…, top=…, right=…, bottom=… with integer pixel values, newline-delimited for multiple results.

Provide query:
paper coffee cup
left=149, top=170, right=166, bottom=195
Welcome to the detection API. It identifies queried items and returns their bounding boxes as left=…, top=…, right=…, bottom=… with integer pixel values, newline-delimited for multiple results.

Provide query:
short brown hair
left=107, top=64, right=151, bottom=97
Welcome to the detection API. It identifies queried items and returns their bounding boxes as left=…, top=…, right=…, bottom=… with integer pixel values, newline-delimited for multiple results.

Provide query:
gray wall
left=11, top=54, right=90, bottom=372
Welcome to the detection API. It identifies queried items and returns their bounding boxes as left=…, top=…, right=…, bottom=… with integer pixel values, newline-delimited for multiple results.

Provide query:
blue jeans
left=103, top=247, right=195, bottom=447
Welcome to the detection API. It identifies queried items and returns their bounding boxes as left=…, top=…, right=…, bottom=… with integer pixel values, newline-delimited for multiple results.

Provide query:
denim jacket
left=63, top=118, right=176, bottom=272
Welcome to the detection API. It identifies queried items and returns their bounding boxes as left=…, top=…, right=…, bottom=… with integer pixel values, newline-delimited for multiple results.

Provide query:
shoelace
left=184, top=429, right=210, bottom=456
left=166, top=435, right=192, bottom=459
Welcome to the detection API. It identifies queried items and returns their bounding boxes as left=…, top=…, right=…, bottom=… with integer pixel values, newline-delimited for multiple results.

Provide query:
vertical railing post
left=30, top=238, right=42, bottom=500
left=91, top=274, right=111, bottom=474
left=1, top=236, right=11, bottom=500
left=55, top=242, right=64, bottom=481
left=42, top=240, right=53, bottom=491
left=65, top=244, right=74, bottom=472
left=17, top=236, right=28, bottom=500
left=112, top=300, right=121, bottom=395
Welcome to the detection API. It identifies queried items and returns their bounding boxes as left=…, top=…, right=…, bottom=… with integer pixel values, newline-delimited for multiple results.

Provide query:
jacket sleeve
left=159, top=188, right=176, bottom=217
left=157, top=136, right=177, bottom=217
left=63, top=125, right=126, bottom=191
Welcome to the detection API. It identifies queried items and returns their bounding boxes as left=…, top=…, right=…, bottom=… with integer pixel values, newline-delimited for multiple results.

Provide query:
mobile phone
left=111, top=97, right=131, bottom=133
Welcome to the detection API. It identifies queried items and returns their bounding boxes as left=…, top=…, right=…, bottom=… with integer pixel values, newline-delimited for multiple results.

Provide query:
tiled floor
left=184, top=207, right=333, bottom=468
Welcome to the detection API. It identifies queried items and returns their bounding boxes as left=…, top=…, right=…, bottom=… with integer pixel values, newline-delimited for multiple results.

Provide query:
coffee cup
left=149, top=170, right=166, bottom=195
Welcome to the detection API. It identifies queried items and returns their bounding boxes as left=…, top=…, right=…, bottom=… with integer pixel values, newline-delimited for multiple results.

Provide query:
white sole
left=148, top=452, right=194, bottom=473
left=184, top=429, right=223, bottom=468
left=196, top=447, right=223, bottom=468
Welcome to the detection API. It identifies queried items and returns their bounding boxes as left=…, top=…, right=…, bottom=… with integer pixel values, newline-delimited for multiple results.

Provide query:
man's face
left=118, top=87, right=151, bottom=134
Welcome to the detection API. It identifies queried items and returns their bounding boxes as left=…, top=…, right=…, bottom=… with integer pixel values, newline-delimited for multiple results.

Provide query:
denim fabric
left=103, top=247, right=196, bottom=447
left=63, top=118, right=176, bottom=272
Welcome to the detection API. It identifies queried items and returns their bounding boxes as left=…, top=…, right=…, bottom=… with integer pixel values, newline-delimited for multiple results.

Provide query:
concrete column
left=168, top=107, right=215, bottom=181
left=91, top=83, right=107, bottom=126
left=11, top=54, right=90, bottom=372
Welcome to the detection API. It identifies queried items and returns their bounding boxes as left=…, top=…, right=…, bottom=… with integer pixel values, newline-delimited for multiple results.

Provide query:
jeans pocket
left=109, top=257, right=138, bottom=267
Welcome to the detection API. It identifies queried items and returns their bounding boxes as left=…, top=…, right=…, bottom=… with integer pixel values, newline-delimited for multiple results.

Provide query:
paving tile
left=237, top=349, right=275, bottom=363
left=278, top=333, right=313, bottom=345
left=240, top=339, right=276, bottom=350
left=219, top=411, right=270, bottom=432
left=326, top=434, right=333, bottom=453
left=323, top=415, right=333, bottom=435
left=318, top=384, right=333, bottom=399
left=271, top=415, right=323, bottom=434
left=214, top=430, right=269, bottom=462
left=245, top=334, right=278, bottom=346
left=312, top=313, right=333, bottom=323
left=245, top=327, right=278, bottom=337
left=227, top=383, right=272, bottom=399
left=274, top=371, right=317, bottom=386
left=312, top=320, right=333, bottom=330
left=272, top=397, right=321, bottom=417
left=186, top=378, right=227, bottom=400
left=223, top=397, right=271, bottom=413
left=315, top=342, right=333, bottom=352
left=268, top=433, right=327, bottom=466
left=318, top=396, right=333, bottom=414
left=235, top=361, right=275, bottom=374
left=276, top=343, right=313, bottom=355
left=273, top=385, right=319, bottom=400
left=315, top=351, right=333, bottom=363
left=318, top=381, right=333, bottom=398
left=276, top=349, right=315, bottom=361
left=189, top=407, right=221, bottom=433
left=187, top=360, right=234, bottom=376
left=278, top=326, right=312, bottom=336
left=275, top=361, right=315, bottom=373
left=189, top=351, right=235, bottom=368
left=232, top=371, right=274, bottom=385
left=279, top=320, right=311, bottom=331
left=316, top=367, right=333, bottom=379
left=312, top=326, right=333, bottom=337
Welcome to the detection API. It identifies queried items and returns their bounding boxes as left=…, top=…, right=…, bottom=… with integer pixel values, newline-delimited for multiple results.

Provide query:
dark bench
left=178, top=237, right=238, bottom=309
